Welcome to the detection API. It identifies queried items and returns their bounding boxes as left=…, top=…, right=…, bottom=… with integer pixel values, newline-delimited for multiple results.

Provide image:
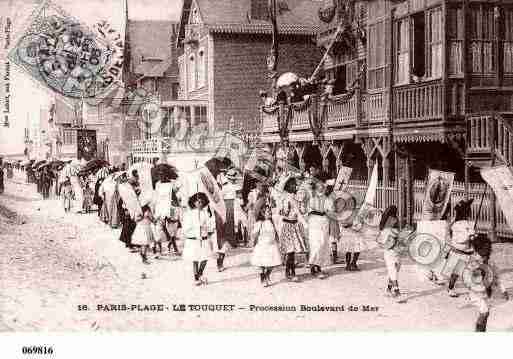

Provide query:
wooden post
left=383, top=155, right=390, bottom=186
left=490, top=116, right=497, bottom=242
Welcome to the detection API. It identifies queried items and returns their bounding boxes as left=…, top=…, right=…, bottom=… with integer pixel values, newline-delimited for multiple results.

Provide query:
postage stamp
left=8, top=0, right=123, bottom=100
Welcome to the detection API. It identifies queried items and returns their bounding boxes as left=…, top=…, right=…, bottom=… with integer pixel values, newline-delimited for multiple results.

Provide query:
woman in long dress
left=246, top=182, right=264, bottom=244
left=306, top=180, right=331, bottom=279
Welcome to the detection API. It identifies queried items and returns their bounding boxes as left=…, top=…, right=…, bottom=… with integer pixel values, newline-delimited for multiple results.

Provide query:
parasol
left=62, top=162, right=80, bottom=177
left=276, top=72, right=299, bottom=88
left=82, top=159, right=109, bottom=173
left=96, top=167, right=110, bottom=180
left=153, top=163, right=179, bottom=181
left=32, top=160, right=46, bottom=169
left=48, top=160, right=65, bottom=170
left=204, top=156, right=233, bottom=180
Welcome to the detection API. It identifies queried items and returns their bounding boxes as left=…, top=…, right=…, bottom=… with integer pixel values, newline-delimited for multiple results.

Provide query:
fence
left=345, top=179, right=512, bottom=240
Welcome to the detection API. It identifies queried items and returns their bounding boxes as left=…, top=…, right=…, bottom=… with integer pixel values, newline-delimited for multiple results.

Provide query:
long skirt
left=308, top=215, right=331, bottom=267
left=119, top=215, right=137, bottom=246
left=279, top=220, right=308, bottom=255
left=183, top=238, right=213, bottom=262
left=224, top=199, right=235, bottom=245
left=100, top=200, right=109, bottom=223
left=108, top=190, right=121, bottom=228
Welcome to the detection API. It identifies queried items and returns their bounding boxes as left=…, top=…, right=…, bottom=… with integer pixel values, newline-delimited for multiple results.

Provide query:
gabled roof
left=128, top=20, right=178, bottom=78
left=178, top=0, right=322, bottom=46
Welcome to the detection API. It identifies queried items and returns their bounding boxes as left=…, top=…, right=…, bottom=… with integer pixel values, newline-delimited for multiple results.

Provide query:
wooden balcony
left=326, top=94, right=357, bottom=127
left=393, top=80, right=444, bottom=122
left=130, top=135, right=225, bottom=156
left=467, top=113, right=513, bottom=167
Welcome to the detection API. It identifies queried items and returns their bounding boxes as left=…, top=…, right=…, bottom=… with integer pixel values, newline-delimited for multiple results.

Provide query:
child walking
left=250, top=205, right=282, bottom=287
left=60, top=176, right=73, bottom=213
left=132, top=204, right=156, bottom=264
left=467, top=234, right=509, bottom=332
left=83, top=181, right=94, bottom=213
left=182, top=192, right=214, bottom=286
left=378, top=205, right=402, bottom=298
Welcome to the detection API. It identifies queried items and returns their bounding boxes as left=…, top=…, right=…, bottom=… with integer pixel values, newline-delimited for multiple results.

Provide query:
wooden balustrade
left=364, top=92, right=387, bottom=125
left=495, top=115, right=513, bottom=166
left=393, top=81, right=443, bottom=121
left=261, top=110, right=279, bottom=133
left=290, top=104, right=310, bottom=130
left=326, top=95, right=357, bottom=127
left=468, top=115, right=493, bottom=152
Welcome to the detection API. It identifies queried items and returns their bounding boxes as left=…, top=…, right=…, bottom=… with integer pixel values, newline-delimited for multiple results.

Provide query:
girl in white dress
left=182, top=193, right=215, bottom=285
left=251, top=205, right=282, bottom=287
left=132, top=204, right=156, bottom=264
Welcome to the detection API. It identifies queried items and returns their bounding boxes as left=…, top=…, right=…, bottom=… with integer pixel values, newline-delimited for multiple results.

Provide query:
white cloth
left=233, top=198, right=248, bottom=229
left=69, top=176, right=83, bottom=212
left=221, top=182, right=238, bottom=200
left=450, top=220, right=475, bottom=252
left=384, top=249, right=401, bottom=281
left=154, top=181, right=175, bottom=219
left=307, top=214, right=330, bottom=266
left=251, top=220, right=282, bottom=267
left=181, top=208, right=215, bottom=261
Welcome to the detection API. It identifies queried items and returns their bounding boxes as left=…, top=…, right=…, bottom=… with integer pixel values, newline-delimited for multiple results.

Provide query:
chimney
left=250, top=0, right=269, bottom=21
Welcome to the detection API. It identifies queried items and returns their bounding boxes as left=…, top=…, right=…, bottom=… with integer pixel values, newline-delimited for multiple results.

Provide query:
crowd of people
left=1, top=155, right=509, bottom=332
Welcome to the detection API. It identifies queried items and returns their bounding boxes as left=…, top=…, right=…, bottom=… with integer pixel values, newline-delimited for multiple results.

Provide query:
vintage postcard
left=1, top=1, right=513, bottom=349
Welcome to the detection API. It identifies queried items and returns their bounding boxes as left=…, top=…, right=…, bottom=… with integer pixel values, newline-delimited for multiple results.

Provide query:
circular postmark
left=15, top=15, right=123, bottom=99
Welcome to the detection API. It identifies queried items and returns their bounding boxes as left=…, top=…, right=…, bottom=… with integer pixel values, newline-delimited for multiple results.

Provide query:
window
left=194, top=106, right=208, bottom=125
left=448, top=6, right=464, bottom=76
left=62, top=129, right=75, bottom=145
left=197, top=49, right=206, bottom=88
left=395, top=18, right=410, bottom=84
left=368, top=21, right=386, bottom=89
left=178, top=57, right=186, bottom=96
left=470, top=5, right=496, bottom=74
left=427, top=8, right=442, bottom=78
left=504, top=8, right=513, bottom=74
left=188, top=54, right=196, bottom=91
left=171, top=83, right=179, bottom=99
left=326, top=65, right=347, bottom=95
left=411, top=12, right=425, bottom=77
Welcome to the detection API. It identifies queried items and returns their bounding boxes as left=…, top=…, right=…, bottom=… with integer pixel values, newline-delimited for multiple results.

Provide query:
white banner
left=334, top=165, right=352, bottom=192
left=481, top=165, right=513, bottom=232
left=421, top=169, right=455, bottom=220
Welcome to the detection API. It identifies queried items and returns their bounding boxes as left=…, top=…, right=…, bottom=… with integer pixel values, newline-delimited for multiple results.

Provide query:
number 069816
left=21, top=346, right=54, bottom=355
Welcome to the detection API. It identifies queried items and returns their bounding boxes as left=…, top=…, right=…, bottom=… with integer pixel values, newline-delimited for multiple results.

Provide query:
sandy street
left=1, top=174, right=512, bottom=331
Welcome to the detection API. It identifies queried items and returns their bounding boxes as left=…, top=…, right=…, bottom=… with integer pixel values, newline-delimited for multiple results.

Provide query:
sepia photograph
left=1, top=0, right=512, bottom=354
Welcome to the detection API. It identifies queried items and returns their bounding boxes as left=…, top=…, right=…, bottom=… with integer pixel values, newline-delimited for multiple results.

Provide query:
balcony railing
left=326, top=94, right=357, bottom=127
left=393, top=80, right=443, bottom=122
left=131, top=135, right=225, bottom=155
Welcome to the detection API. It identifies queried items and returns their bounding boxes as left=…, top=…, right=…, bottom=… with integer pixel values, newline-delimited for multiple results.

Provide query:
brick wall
left=213, top=33, right=322, bottom=132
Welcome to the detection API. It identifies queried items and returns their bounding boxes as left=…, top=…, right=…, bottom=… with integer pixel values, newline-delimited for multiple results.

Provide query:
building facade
left=260, top=0, right=513, bottom=234
left=130, top=0, right=323, bottom=170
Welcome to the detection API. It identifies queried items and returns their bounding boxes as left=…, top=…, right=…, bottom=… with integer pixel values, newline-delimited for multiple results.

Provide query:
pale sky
left=3, top=0, right=183, bottom=39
